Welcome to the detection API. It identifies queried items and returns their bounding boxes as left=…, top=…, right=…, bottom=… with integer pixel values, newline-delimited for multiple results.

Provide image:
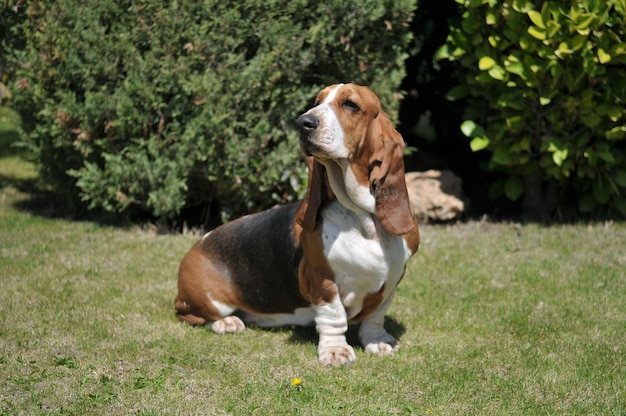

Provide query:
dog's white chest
left=321, top=201, right=411, bottom=319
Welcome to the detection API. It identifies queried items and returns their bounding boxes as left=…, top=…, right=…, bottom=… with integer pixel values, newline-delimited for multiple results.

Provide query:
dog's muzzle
left=296, top=113, right=319, bottom=136
left=296, top=113, right=321, bottom=156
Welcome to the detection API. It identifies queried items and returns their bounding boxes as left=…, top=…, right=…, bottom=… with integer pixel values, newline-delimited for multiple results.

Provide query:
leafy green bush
left=4, top=0, right=413, bottom=225
left=437, top=0, right=626, bottom=220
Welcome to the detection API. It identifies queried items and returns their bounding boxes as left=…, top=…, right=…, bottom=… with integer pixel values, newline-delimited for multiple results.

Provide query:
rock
left=405, top=170, right=466, bottom=222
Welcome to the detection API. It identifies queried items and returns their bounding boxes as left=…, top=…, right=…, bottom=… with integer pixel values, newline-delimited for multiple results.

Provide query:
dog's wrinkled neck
left=321, top=160, right=378, bottom=239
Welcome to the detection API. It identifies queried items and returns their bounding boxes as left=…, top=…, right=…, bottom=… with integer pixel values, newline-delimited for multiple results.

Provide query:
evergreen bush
left=4, top=0, right=413, bottom=225
left=438, top=0, right=626, bottom=220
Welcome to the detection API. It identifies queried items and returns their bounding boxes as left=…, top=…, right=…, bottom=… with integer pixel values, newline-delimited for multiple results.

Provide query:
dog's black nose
left=296, top=114, right=319, bottom=135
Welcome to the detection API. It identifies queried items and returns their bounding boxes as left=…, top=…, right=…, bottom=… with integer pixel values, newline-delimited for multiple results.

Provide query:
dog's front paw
left=318, top=345, right=356, bottom=366
left=211, top=316, right=245, bottom=334
left=362, top=333, right=400, bottom=356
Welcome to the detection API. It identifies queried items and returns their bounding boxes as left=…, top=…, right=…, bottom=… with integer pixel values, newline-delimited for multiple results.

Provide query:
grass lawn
left=1, top=155, right=625, bottom=415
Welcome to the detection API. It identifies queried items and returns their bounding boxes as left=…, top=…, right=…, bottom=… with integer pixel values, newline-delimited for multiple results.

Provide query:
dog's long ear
left=296, top=156, right=328, bottom=232
left=369, top=112, right=416, bottom=236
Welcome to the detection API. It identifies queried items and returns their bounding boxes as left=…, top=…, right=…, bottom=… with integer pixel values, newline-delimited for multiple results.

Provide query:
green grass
left=1, top=156, right=625, bottom=415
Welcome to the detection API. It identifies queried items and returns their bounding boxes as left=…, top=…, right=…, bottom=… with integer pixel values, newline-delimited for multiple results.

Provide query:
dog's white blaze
left=305, top=84, right=349, bottom=159
left=321, top=83, right=343, bottom=103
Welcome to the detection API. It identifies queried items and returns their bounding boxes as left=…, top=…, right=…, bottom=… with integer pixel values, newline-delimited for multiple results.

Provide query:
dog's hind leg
left=210, top=316, right=245, bottom=334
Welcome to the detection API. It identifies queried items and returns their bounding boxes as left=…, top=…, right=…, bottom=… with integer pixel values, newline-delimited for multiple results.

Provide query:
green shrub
left=437, top=0, right=626, bottom=220
left=4, top=0, right=413, bottom=225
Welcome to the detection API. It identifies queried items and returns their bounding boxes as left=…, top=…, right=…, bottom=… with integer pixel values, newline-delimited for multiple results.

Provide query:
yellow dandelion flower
left=291, top=377, right=302, bottom=387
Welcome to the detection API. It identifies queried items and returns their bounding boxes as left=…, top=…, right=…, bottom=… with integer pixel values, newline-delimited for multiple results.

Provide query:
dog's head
left=296, top=83, right=415, bottom=236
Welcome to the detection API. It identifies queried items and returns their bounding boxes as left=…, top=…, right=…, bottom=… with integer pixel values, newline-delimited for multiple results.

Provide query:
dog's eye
left=343, top=100, right=360, bottom=112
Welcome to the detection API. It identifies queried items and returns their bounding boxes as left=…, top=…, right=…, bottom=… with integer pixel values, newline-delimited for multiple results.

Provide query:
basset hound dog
left=175, top=83, right=420, bottom=366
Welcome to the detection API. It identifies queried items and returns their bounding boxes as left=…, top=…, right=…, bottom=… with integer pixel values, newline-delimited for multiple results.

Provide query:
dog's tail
left=174, top=298, right=208, bottom=325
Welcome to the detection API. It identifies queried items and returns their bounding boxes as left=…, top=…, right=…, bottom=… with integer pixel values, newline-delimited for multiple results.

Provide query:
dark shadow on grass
left=0, top=171, right=39, bottom=194
left=0, top=171, right=77, bottom=220
left=0, top=137, right=136, bottom=225
left=0, top=165, right=64, bottom=216
left=0, top=147, right=78, bottom=219
left=0, top=164, right=135, bottom=226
